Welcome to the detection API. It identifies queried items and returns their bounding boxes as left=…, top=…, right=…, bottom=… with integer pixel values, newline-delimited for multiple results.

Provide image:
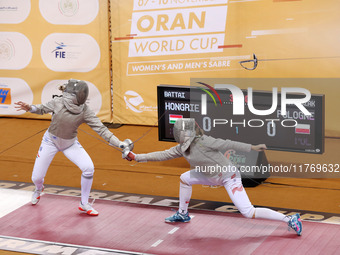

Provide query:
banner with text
left=111, top=0, right=340, bottom=137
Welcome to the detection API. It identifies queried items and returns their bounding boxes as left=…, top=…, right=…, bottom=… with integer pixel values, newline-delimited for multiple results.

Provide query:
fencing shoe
left=288, top=213, right=302, bottom=236
left=31, top=186, right=44, bottom=205
left=78, top=202, right=99, bottom=216
left=165, top=211, right=191, bottom=223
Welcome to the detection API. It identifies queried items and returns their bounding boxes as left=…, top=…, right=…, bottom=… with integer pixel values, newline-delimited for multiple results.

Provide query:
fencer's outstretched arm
left=200, top=135, right=266, bottom=153
left=14, top=101, right=55, bottom=114
left=133, top=144, right=183, bottom=162
left=83, top=108, right=122, bottom=147
left=200, top=135, right=252, bottom=152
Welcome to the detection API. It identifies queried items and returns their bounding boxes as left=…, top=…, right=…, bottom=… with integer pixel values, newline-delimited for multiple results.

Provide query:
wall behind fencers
left=0, top=0, right=112, bottom=122
left=1, top=1, right=340, bottom=137
left=111, top=0, right=340, bottom=137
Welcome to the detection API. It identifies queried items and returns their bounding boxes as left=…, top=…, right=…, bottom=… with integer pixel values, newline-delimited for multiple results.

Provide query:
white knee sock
left=34, top=180, right=44, bottom=191
left=179, top=182, right=192, bottom=214
left=255, top=208, right=289, bottom=222
left=81, top=175, right=93, bottom=205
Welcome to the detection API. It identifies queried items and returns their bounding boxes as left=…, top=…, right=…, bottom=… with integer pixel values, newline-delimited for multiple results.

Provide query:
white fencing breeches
left=31, top=131, right=94, bottom=204
left=180, top=170, right=255, bottom=218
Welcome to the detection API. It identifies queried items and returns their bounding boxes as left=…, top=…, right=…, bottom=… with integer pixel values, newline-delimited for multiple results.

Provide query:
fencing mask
left=173, top=118, right=197, bottom=152
left=64, top=79, right=89, bottom=105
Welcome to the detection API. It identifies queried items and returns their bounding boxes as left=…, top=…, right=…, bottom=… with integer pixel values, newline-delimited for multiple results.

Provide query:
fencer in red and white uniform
left=15, top=79, right=126, bottom=216
left=125, top=118, right=302, bottom=235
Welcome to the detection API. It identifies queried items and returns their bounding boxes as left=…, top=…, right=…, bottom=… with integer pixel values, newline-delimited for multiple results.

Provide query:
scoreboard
left=158, top=84, right=325, bottom=154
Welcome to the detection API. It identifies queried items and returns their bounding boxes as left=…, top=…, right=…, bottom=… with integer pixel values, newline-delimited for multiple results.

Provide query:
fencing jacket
left=29, top=97, right=120, bottom=148
left=135, top=135, right=251, bottom=178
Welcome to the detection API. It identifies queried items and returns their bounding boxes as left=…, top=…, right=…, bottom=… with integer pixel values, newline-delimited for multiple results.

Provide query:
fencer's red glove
left=126, top=152, right=136, bottom=161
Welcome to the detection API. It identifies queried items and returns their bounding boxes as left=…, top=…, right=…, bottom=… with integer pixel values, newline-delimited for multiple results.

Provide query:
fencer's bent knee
left=180, top=173, right=190, bottom=186
left=81, top=166, right=94, bottom=178
left=240, top=205, right=255, bottom=219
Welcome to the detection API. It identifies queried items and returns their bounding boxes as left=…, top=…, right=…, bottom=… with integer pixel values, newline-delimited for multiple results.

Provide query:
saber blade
left=239, top=53, right=340, bottom=70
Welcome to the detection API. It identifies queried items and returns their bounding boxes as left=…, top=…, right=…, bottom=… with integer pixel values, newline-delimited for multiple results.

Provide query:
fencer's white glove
left=119, top=139, right=134, bottom=150
left=119, top=141, right=125, bottom=149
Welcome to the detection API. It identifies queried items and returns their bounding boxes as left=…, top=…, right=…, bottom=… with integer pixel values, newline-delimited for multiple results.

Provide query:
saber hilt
left=120, top=139, right=134, bottom=159
left=239, top=53, right=258, bottom=70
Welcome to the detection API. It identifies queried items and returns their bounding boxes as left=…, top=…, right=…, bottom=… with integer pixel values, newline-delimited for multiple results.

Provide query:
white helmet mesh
left=173, top=118, right=196, bottom=151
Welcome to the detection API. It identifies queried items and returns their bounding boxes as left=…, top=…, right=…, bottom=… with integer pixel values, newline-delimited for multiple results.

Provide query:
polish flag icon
left=169, top=114, right=183, bottom=124
left=295, top=124, right=310, bottom=134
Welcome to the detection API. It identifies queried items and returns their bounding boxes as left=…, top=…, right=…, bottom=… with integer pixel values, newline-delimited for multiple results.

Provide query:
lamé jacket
left=135, top=135, right=251, bottom=178
left=29, top=97, right=120, bottom=148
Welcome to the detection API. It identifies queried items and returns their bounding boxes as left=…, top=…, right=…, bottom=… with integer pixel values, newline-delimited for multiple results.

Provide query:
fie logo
left=52, top=42, right=67, bottom=58
left=0, top=88, right=11, bottom=105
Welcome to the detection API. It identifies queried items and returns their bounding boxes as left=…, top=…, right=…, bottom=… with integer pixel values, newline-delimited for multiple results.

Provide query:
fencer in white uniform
left=15, top=79, right=125, bottom=216
left=125, top=118, right=302, bottom=235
